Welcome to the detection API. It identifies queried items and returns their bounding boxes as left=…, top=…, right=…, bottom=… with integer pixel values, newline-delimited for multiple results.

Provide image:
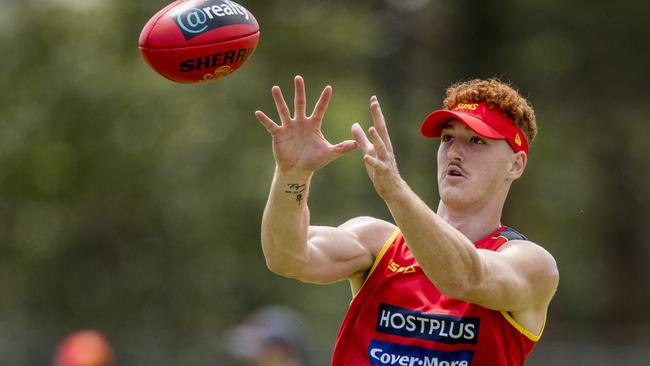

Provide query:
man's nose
left=447, top=139, right=464, bottom=162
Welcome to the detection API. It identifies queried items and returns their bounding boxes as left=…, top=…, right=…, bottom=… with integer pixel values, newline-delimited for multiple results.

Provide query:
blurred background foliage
left=0, top=0, right=648, bottom=364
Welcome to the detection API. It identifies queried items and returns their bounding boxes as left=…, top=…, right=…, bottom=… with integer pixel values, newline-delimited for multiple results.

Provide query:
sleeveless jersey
left=331, top=226, right=542, bottom=366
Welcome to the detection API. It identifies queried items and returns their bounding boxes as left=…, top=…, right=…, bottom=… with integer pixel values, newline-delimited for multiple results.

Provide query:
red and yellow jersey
left=331, top=226, right=542, bottom=366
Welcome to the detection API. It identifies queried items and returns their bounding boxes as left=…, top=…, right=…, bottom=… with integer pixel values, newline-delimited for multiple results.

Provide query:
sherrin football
left=139, top=0, right=260, bottom=83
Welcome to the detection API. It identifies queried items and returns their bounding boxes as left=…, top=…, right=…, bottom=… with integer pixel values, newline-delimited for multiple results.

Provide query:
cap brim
left=420, top=110, right=505, bottom=139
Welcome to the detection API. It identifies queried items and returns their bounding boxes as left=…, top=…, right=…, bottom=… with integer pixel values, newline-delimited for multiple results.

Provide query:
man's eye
left=470, top=136, right=485, bottom=144
left=441, top=134, right=453, bottom=142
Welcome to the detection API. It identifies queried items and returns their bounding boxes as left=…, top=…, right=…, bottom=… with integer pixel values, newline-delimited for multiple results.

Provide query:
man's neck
left=436, top=199, right=505, bottom=242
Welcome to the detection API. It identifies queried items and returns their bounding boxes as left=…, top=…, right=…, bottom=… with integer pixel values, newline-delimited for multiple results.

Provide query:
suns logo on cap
left=514, top=133, right=522, bottom=146
left=454, top=103, right=478, bottom=111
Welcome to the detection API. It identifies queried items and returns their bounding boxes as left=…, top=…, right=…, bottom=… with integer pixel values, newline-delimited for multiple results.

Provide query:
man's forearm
left=261, top=168, right=314, bottom=276
left=384, top=183, right=485, bottom=297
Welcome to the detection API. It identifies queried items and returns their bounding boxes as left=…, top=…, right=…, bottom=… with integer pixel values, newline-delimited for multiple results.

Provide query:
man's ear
left=507, top=151, right=527, bottom=180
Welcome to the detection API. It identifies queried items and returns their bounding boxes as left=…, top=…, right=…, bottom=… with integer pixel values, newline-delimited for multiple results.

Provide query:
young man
left=254, top=76, right=559, bottom=365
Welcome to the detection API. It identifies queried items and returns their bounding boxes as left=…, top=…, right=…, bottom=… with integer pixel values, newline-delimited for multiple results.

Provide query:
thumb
left=331, top=140, right=358, bottom=157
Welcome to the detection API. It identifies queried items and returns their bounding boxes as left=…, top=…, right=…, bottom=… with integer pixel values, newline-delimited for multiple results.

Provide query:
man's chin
left=439, top=186, right=472, bottom=207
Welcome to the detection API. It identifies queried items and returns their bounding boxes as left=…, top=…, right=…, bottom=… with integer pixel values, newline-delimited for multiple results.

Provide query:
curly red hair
left=443, top=79, right=537, bottom=144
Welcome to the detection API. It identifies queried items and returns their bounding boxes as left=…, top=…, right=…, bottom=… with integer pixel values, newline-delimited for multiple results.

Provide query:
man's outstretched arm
left=262, top=169, right=393, bottom=284
left=256, top=76, right=394, bottom=284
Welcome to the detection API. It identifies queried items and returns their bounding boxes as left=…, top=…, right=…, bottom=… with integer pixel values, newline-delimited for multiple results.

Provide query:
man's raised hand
left=255, top=75, right=358, bottom=178
left=351, top=96, right=406, bottom=201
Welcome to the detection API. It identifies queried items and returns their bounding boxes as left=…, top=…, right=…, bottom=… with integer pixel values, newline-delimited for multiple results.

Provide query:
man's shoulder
left=339, top=216, right=397, bottom=256
left=496, top=227, right=557, bottom=273
left=497, top=231, right=558, bottom=284
left=498, top=226, right=528, bottom=241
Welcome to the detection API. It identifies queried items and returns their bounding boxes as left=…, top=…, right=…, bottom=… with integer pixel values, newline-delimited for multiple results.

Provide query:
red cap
left=420, top=101, right=529, bottom=155
left=54, top=330, right=114, bottom=366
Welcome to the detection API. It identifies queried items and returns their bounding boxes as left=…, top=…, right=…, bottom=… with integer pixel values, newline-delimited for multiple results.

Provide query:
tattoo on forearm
left=285, top=183, right=306, bottom=205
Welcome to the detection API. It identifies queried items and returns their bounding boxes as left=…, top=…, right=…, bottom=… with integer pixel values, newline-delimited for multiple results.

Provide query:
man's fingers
left=370, top=99, right=389, bottom=142
left=351, top=123, right=374, bottom=155
left=325, top=140, right=358, bottom=167
left=331, top=140, right=358, bottom=156
left=255, top=111, right=280, bottom=133
left=368, top=126, right=388, bottom=160
left=363, top=154, right=386, bottom=172
left=311, top=85, right=332, bottom=122
left=294, top=75, right=307, bottom=119
left=271, top=86, right=292, bottom=122
left=370, top=97, right=394, bottom=152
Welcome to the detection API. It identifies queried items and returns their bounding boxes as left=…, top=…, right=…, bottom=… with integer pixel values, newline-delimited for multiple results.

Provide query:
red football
left=139, top=0, right=260, bottom=83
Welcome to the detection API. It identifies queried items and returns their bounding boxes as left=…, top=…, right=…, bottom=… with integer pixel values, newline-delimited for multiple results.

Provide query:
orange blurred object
left=54, top=330, right=114, bottom=366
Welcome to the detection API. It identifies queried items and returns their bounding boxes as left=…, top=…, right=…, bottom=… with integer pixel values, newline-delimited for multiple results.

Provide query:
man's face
left=436, top=120, right=520, bottom=209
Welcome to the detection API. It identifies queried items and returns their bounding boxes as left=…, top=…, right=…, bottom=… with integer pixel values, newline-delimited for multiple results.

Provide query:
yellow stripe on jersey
left=500, top=310, right=545, bottom=342
left=351, top=228, right=401, bottom=299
